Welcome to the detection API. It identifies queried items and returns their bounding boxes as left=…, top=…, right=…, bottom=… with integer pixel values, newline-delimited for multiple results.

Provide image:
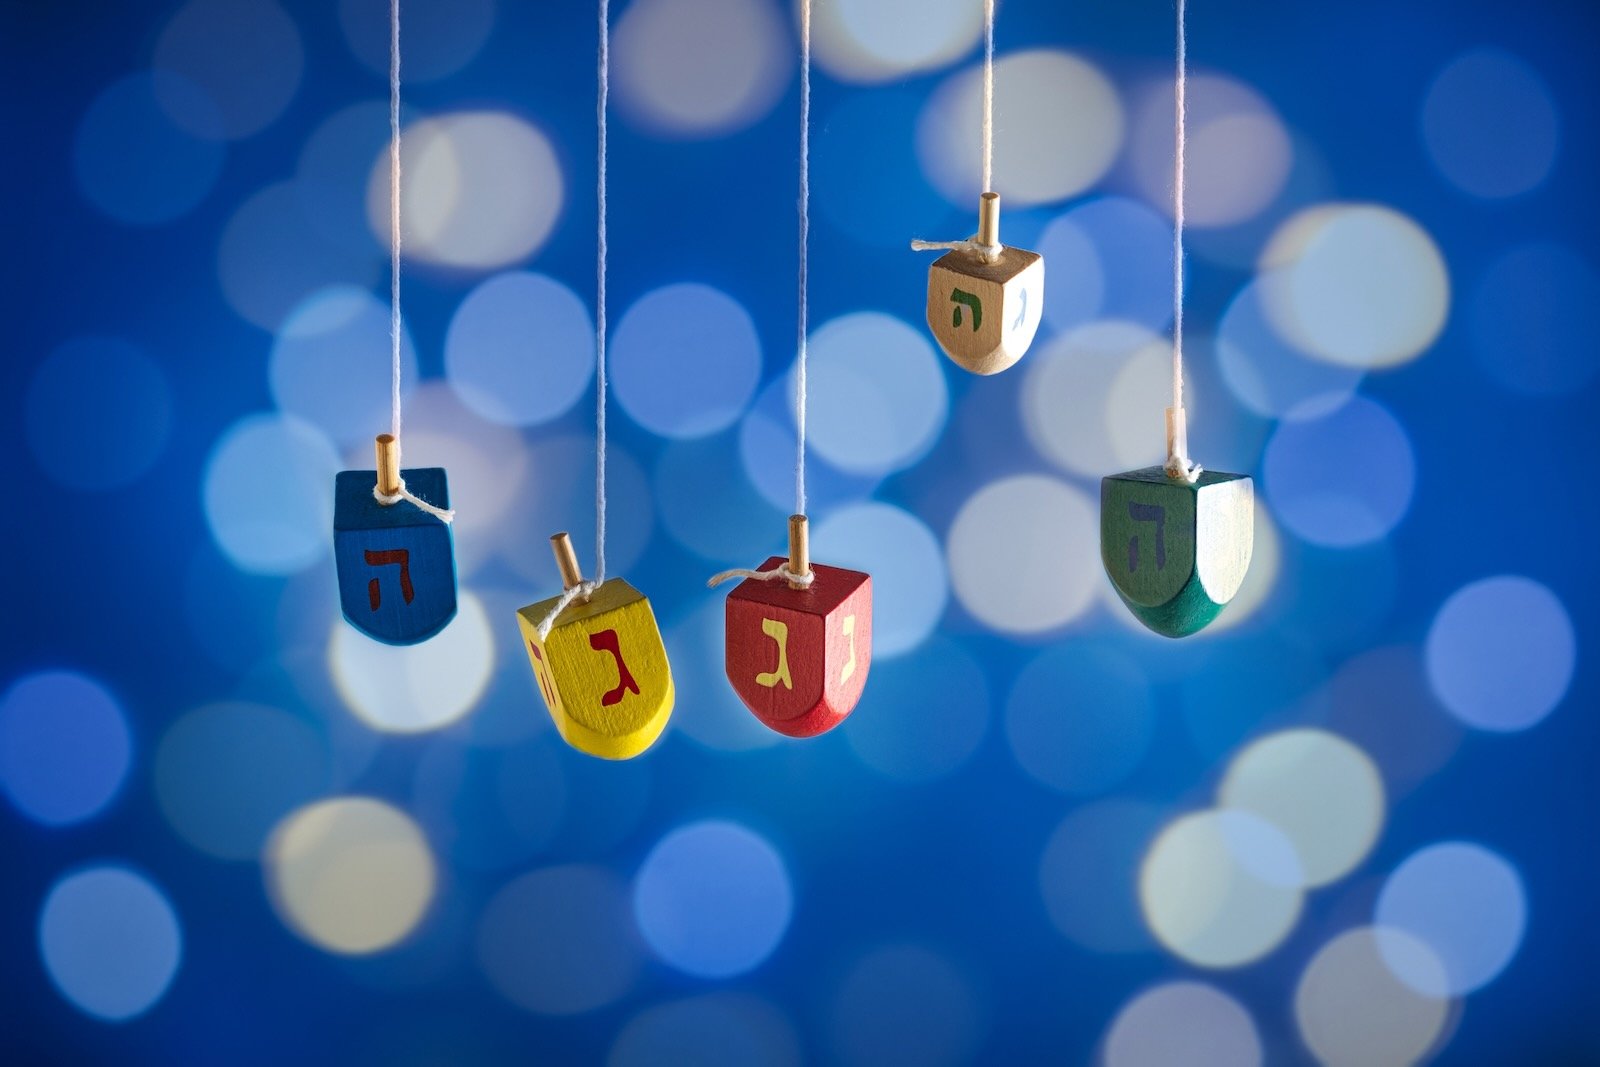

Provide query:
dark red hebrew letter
left=528, top=642, right=557, bottom=707
left=365, top=549, right=416, bottom=610
left=588, top=629, right=641, bottom=707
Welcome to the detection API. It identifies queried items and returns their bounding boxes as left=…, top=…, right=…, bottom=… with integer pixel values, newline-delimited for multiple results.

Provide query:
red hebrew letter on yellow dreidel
left=516, top=533, right=674, bottom=760
left=724, top=516, right=871, bottom=738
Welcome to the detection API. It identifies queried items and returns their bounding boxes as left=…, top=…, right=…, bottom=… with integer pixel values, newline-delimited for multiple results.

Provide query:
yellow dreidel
left=920, top=192, right=1045, bottom=376
left=515, top=534, right=674, bottom=760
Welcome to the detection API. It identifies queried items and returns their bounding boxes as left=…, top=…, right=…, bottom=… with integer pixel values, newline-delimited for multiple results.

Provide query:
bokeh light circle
left=612, top=283, right=761, bottom=438
left=368, top=111, right=563, bottom=270
left=1422, top=48, right=1559, bottom=199
left=812, top=503, right=946, bottom=657
left=155, top=703, right=332, bottom=861
left=0, top=671, right=130, bottom=827
left=26, top=338, right=172, bottom=491
left=153, top=0, right=304, bottom=140
left=1219, top=729, right=1385, bottom=887
left=812, top=0, right=982, bottom=84
left=1470, top=243, right=1600, bottom=396
left=665, top=599, right=782, bottom=752
left=330, top=592, right=495, bottom=733
left=1259, top=205, right=1449, bottom=369
left=1295, top=926, right=1451, bottom=1067
left=266, top=797, right=436, bottom=955
left=828, top=945, right=982, bottom=1067
left=1039, top=799, right=1166, bottom=954
left=203, top=412, right=340, bottom=575
left=446, top=272, right=593, bottom=426
left=613, top=0, right=790, bottom=138
left=1022, top=322, right=1167, bottom=478
left=843, top=637, right=988, bottom=783
left=1263, top=395, right=1415, bottom=547
left=339, top=0, right=494, bottom=82
left=1376, top=841, right=1527, bottom=996
left=39, top=866, right=182, bottom=1022
left=1104, top=982, right=1262, bottom=1067
left=270, top=285, right=418, bottom=445
left=1217, top=280, right=1364, bottom=420
left=1005, top=645, right=1154, bottom=795
left=74, top=73, right=224, bottom=225
left=478, top=865, right=642, bottom=1014
left=1035, top=199, right=1173, bottom=334
left=806, top=312, right=948, bottom=476
left=219, top=182, right=382, bottom=332
left=920, top=50, right=1123, bottom=207
left=1425, top=575, right=1574, bottom=732
left=947, top=475, right=1098, bottom=634
left=1130, top=73, right=1291, bottom=227
left=1140, top=809, right=1304, bottom=968
left=633, top=820, right=792, bottom=979
left=610, top=993, right=801, bottom=1067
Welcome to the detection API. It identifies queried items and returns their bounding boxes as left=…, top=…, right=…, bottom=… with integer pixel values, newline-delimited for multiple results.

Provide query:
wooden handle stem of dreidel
left=375, top=434, right=402, bottom=500
left=787, top=514, right=812, bottom=591
left=1166, top=407, right=1188, bottom=472
left=978, top=191, right=1000, bottom=250
left=550, top=532, right=590, bottom=600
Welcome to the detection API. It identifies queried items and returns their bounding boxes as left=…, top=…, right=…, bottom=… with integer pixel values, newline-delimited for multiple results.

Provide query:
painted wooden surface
left=725, top=557, right=872, bottom=737
left=1100, top=466, right=1253, bottom=638
left=925, top=246, right=1044, bottom=376
left=333, top=467, right=457, bottom=645
left=516, top=578, right=674, bottom=760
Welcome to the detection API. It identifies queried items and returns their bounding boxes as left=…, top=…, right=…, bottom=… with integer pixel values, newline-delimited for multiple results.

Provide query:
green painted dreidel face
left=333, top=466, right=457, bottom=645
left=1100, top=467, right=1254, bottom=638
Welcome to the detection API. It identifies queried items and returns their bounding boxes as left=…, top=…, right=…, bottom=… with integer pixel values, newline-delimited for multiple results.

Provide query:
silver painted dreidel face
left=926, top=193, right=1045, bottom=376
left=1100, top=467, right=1254, bottom=638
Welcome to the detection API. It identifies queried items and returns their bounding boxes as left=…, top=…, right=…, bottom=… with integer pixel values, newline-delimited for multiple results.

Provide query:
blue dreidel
left=333, top=434, right=457, bottom=645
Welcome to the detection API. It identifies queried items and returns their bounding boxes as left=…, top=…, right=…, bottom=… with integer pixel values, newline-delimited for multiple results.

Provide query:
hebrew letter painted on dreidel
left=334, top=434, right=457, bottom=645
left=925, top=192, right=1044, bottom=376
left=1100, top=415, right=1253, bottom=638
left=725, top=516, right=872, bottom=738
left=515, top=533, right=673, bottom=760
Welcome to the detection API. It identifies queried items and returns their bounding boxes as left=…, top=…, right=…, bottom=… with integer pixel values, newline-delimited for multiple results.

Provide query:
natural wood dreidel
left=723, top=516, right=871, bottom=738
left=1100, top=458, right=1253, bottom=639
left=333, top=434, right=457, bottom=645
left=516, top=533, right=673, bottom=760
left=923, top=192, right=1044, bottom=376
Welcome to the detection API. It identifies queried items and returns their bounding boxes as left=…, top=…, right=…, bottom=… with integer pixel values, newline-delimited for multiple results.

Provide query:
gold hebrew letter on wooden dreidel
left=516, top=533, right=674, bottom=760
left=1100, top=467, right=1253, bottom=638
left=925, top=193, right=1044, bottom=376
left=724, top=516, right=872, bottom=737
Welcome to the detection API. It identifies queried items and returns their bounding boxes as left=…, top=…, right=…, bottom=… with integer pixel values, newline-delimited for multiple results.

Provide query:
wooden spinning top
left=1101, top=411, right=1254, bottom=638
left=722, top=516, right=872, bottom=738
left=924, top=192, right=1044, bottom=376
left=332, top=433, right=457, bottom=645
left=515, top=533, right=674, bottom=760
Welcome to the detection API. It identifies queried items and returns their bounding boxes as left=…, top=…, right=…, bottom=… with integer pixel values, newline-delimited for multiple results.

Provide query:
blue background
left=4, top=0, right=1597, bottom=1063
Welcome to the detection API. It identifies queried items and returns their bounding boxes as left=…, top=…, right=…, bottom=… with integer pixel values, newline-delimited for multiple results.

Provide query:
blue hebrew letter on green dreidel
left=333, top=468, right=457, bottom=645
left=1100, top=466, right=1253, bottom=639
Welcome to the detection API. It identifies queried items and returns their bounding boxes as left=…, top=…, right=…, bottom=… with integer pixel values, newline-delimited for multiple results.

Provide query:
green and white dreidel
left=1101, top=408, right=1252, bottom=638
left=1102, top=0, right=1251, bottom=638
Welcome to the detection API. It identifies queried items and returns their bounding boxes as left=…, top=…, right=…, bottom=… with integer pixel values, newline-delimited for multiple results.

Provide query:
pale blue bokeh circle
left=39, top=866, right=183, bottom=1022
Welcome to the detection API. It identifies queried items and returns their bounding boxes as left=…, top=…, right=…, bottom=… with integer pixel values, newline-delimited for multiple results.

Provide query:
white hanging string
left=595, top=0, right=610, bottom=582
left=1166, top=0, right=1201, bottom=484
left=910, top=0, right=1000, bottom=263
left=374, top=0, right=454, bottom=523
left=707, top=0, right=817, bottom=592
left=534, top=0, right=610, bottom=636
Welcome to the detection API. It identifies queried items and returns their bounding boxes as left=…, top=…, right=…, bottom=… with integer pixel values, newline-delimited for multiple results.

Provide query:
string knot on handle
left=706, top=564, right=815, bottom=590
left=533, top=580, right=600, bottom=640
left=910, top=236, right=1003, bottom=264
left=373, top=479, right=456, bottom=522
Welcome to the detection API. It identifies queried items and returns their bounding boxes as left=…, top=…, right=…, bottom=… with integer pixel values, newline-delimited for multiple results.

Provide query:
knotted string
left=706, top=564, right=815, bottom=590
left=910, top=0, right=1001, bottom=265
left=534, top=581, right=599, bottom=640
left=374, top=475, right=454, bottom=522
